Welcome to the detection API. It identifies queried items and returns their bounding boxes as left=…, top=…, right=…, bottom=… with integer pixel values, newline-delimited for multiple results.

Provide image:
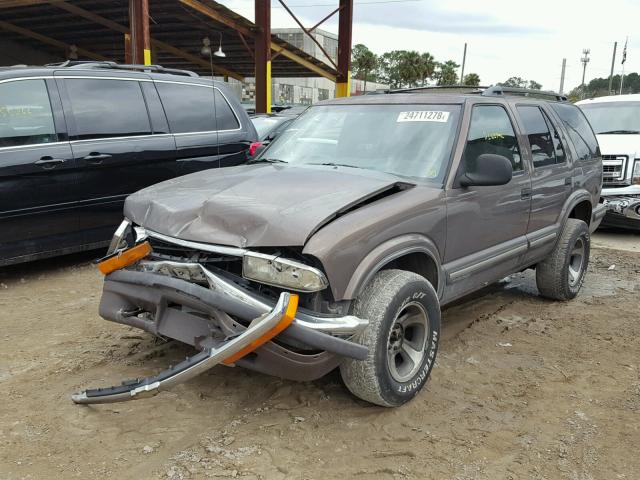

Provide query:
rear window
left=156, top=82, right=239, bottom=133
left=551, top=103, right=599, bottom=161
left=65, top=78, right=151, bottom=140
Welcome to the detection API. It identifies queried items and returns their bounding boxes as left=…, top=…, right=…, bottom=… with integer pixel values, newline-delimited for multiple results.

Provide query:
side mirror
left=459, top=153, right=513, bottom=187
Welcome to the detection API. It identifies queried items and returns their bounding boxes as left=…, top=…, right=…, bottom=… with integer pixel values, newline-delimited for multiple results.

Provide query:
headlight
left=632, top=159, right=640, bottom=185
left=242, top=252, right=329, bottom=292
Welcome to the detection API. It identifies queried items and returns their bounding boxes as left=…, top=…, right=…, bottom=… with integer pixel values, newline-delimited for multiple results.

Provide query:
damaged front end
left=72, top=220, right=368, bottom=404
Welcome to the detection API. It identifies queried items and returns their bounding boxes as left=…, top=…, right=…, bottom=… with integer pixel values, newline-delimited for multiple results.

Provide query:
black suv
left=0, top=62, right=257, bottom=266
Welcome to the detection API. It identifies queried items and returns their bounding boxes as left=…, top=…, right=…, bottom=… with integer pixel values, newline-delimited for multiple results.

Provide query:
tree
left=351, top=44, right=378, bottom=92
left=499, top=77, right=543, bottom=90
left=434, top=60, right=460, bottom=85
left=418, top=52, right=436, bottom=86
left=463, top=73, right=481, bottom=86
left=500, top=76, right=527, bottom=88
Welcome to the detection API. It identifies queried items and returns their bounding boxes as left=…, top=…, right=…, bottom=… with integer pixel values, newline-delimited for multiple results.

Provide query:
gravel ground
left=0, top=237, right=639, bottom=480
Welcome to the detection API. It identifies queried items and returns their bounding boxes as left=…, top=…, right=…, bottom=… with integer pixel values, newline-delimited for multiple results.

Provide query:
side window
left=65, top=79, right=151, bottom=140
left=463, top=105, right=523, bottom=174
left=0, top=79, right=57, bottom=148
left=550, top=103, right=600, bottom=161
left=541, top=109, right=566, bottom=164
left=155, top=82, right=240, bottom=134
left=517, top=106, right=561, bottom=168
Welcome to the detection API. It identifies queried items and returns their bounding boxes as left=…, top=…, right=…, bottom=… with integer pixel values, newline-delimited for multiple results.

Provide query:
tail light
left=249, top=142, right=263, bottom=156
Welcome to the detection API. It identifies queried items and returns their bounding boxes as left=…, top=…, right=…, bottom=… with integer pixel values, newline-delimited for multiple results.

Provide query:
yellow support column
left=335, top=70, right=351, bottom=98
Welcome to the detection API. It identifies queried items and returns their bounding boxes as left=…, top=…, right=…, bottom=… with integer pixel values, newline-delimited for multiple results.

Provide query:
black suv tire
left=340, top=269, right=440, bottom=407
left=536, top=218, right=590, bottom=301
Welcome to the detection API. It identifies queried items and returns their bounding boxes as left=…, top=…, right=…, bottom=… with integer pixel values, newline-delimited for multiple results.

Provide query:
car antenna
left=206, top=37, right=221, bottom=166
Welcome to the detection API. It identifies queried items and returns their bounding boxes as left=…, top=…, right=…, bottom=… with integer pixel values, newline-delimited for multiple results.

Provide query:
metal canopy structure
left=0, top=0, right=345, bottom=85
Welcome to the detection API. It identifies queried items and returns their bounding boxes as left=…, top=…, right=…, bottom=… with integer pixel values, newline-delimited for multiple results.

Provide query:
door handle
left=521, top=188, right=532, bottom=200
left=83, top=152, right=112, bottom=164
left=35, top=156, right=65, bottom=168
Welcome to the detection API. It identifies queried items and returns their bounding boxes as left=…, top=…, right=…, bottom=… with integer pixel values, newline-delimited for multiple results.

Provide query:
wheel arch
left=342, top=234, right=443, bottom=301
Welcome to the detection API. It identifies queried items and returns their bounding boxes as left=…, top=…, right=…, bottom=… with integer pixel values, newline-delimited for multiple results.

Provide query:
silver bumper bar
left=603, top=196, right=640, bottom=220
left=72, top=292, right=293, bottom=404
left=137, top=260, right=368, bottom=336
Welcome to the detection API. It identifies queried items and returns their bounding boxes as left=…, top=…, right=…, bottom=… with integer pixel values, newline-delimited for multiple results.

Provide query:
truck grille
left=602, top=155, right=627, bottom=184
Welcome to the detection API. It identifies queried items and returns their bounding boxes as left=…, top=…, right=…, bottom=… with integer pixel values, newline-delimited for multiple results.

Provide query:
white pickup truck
left=577, top=94, right=640, bottom=229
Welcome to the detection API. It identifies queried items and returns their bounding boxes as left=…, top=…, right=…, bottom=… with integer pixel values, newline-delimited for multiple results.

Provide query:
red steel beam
left=336, top=0, right=352, bottom=97
left=129, top=0, right=151, bottom=65
left=254, top=0, right=271, bottom=114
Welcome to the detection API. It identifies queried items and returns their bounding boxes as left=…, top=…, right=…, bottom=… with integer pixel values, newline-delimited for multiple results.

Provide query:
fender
left=556, top=188, right=595, bottom=236
left=342, top=233, right=443, bottom=300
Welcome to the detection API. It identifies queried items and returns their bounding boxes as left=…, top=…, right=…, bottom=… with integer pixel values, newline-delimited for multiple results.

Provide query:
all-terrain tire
left=340, top=269, right=440, bottom=407
left=536, top=218, right=590, bottom=301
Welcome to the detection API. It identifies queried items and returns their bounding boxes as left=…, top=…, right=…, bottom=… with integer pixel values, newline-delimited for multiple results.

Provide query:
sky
left=217, top=0, right=639, bottom=92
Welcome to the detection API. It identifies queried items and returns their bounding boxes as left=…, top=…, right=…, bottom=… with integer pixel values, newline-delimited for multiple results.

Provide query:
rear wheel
left=536, top=218, right=590, bottom=300
left=340, top=269, right=440, bottom=407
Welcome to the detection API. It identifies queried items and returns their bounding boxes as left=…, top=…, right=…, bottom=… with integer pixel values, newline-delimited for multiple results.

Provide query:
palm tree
left=463, top=73, right=481, bottom=87
left=352, top=44, right=378, bottom=92
left=419, top=52, right=436, bottom=86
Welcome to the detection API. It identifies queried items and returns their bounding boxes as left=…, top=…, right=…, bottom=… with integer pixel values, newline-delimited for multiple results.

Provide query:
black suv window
left=551, top=103, right=600, bottom=161
left=517, top=105, right=564, bottom=167
left=0, top=79, right=57, bottom=147
left=463, top=105, right=523, bottom=173
left=156, top=82, right=239, bottom=134
left=65, top=79, right=151, bottom=140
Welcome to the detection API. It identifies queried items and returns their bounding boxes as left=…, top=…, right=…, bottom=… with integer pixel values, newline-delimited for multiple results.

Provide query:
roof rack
left=388, top=85, right=486, bottom=94
left=481, top=85, right=567, bottom=102
left=45, top=60, right=199, bottom=77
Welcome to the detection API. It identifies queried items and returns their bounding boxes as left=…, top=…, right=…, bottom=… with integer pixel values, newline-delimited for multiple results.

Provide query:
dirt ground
left=1, top=234, right=639, bottom=480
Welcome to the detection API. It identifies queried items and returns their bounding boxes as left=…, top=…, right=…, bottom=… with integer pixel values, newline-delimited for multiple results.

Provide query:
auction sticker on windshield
left=397, top=111, right=450, bottom=123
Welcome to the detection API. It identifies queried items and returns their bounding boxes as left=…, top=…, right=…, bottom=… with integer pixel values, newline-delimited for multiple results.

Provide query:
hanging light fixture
left=201, top=36, right=212, bottom=56
left=214, top=32, right=226, bottom=58
left=68, top=44, right=78, bottom=60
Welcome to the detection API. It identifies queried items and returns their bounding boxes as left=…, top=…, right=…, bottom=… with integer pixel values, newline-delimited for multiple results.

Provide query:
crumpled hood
left=124, top=164, right=412, bottom=247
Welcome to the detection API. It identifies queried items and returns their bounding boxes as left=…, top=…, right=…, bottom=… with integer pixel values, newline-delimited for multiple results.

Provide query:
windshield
left=259, top=104, right=462, bottom=181
left=579, top=101, right=640, bottom=134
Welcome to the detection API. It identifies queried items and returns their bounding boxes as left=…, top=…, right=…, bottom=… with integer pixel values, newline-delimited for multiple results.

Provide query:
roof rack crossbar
left=45, top=60, right=198, bottom=77
left=482, top=85, right=567, bottom=102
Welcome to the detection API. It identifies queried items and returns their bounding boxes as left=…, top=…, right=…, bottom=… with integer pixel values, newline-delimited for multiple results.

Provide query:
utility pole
left=608, top=41, right=617, bottom=94
left=580, top=49, right=590, bottom=98
left=559, top=58, right=566, bottom=95
left=460, top=43, right=467, bottom=85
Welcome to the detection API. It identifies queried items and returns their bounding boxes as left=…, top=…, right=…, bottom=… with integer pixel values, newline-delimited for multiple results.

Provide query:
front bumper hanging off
left=72, top=256, right=369, bottom=405
left=72, top=292, right=298, bottom=404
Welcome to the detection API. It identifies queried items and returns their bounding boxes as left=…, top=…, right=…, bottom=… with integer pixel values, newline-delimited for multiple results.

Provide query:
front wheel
left=340, top=269, right=440, bottom=407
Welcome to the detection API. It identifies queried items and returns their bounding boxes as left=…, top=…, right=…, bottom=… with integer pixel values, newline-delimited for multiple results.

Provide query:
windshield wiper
left=307, top=162, right=364, bottom=169
left=598, top=129, right=640, bottom=134
left=247, top=158, right=288, bottom=164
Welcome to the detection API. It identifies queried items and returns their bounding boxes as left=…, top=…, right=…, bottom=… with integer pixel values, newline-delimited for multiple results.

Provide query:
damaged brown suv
left=73, top=87, right=605, bottom=407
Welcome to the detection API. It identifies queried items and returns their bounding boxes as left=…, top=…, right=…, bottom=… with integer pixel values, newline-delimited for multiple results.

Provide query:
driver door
left=443, top=103, right=532, bottom=302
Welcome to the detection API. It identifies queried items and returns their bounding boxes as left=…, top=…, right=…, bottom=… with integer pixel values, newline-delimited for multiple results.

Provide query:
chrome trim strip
left=0, top=141, right=70, bottom=152
left=144, top=229, right=247, bottom=257
left=107, top=219, right=132, bottom=255
left=70, top=133, right=173, bottom=144
left=72, top=292, right=292, bottom=404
